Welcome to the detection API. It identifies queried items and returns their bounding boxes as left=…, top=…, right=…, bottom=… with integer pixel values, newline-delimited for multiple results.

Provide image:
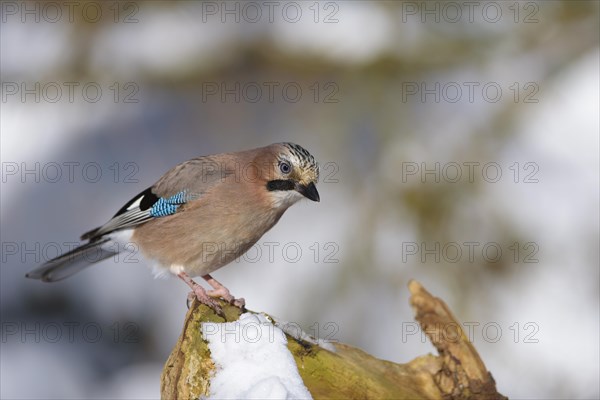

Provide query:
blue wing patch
left=149, top=191, right=188, bottom=217
left=81, top=189, right=194, bottom=241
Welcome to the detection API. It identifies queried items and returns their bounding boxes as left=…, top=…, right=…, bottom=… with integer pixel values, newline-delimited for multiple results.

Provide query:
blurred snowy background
left=1, top=1, right=598, bottom=398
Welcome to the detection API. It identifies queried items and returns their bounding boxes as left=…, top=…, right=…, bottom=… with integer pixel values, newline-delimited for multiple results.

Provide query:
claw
left=186, top=292, right=195, bottom=310
left=232, top=297, right=246, bottom=309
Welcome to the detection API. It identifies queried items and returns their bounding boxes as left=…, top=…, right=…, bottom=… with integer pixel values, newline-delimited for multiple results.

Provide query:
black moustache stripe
left=266, top=179, right=295, bottom=192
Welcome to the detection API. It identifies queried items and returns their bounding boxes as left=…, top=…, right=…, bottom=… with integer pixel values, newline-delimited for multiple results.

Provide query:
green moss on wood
left=287, top=339, right=442, bottom=399
left=161, top=282, right=506, bottom=400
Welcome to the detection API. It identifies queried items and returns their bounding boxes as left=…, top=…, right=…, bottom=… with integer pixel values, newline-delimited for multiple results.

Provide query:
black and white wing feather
left=80, top=187, right=159, bottom=241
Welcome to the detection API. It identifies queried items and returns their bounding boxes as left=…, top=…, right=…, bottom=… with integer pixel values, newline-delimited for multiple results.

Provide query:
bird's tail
left=26, top=238, right=117, bottom=282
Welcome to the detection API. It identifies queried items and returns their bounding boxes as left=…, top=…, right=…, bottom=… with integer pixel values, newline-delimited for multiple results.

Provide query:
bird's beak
left=296, top=182, right=320, bottom=202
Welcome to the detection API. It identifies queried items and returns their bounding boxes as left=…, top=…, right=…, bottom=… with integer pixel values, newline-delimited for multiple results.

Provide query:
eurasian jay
left=26, top=142, right=320, bottom=312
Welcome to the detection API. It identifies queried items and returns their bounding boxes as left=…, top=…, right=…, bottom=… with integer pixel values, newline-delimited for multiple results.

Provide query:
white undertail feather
left=102, top=229, right=175, bottom=278
left=101, top=229, right=135, bottom=254
left=169, top=264, right=185, bottom=275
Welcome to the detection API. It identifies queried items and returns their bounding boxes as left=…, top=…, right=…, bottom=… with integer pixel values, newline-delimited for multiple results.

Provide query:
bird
left=26, top=142, right=320, bottom=313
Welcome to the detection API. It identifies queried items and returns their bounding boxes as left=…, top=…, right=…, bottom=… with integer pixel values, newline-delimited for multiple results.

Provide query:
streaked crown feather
left=279, top=142, right=319, bottom=183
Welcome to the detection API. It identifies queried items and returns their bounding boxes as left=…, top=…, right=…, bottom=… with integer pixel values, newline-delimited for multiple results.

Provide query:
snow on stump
left=160, top=280, right=507, bottom=399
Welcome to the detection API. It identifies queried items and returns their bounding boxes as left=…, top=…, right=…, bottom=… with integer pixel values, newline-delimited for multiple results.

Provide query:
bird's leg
left=177, top=271, right=223, bottom=316
left=202, top=274, right=246, bottom=309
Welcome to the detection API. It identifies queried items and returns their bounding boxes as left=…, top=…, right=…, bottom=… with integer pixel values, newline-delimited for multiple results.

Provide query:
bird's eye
left=279, top=162, right=291, bottom=174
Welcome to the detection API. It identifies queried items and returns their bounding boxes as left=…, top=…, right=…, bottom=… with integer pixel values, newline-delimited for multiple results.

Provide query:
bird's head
left=260, top=142, right=320, bottom=207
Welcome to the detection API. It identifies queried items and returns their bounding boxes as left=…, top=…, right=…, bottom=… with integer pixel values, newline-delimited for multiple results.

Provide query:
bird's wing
left=152, top=154, right=235, bottom=197
left=80, top=155, right=230, bottom=241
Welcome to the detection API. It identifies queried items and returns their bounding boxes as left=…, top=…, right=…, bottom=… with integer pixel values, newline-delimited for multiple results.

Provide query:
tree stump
left=161, top=280, right=507, bottom=399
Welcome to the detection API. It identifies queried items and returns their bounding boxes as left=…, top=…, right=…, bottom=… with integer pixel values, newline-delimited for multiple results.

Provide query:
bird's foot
left=189, top=286, right=224, bottom=316
left=203, top=274, right=246, bottom=310
left=178, top=271, right=224, bottom=316
left=206, top=286, right=246, bottom=309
